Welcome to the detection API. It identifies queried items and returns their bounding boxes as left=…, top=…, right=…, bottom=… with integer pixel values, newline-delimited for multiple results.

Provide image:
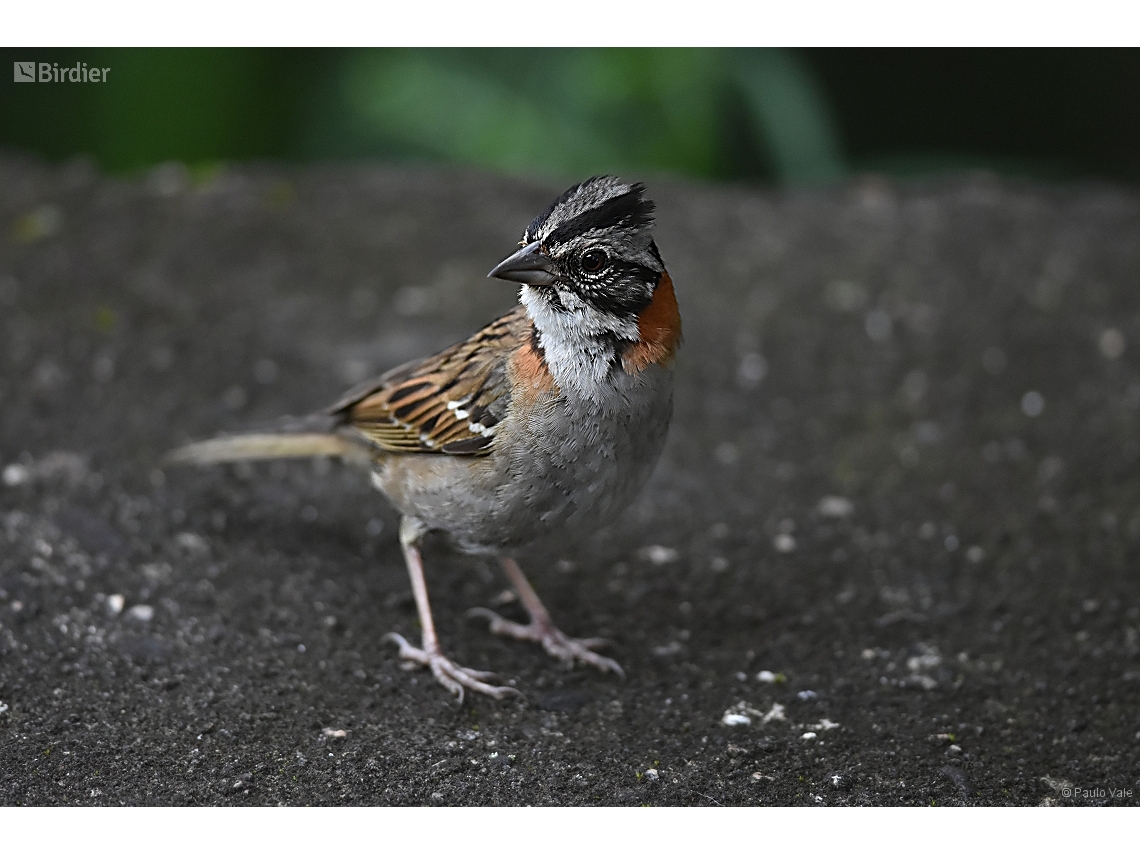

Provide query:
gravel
left=1, top=154, right=1139, bottom=805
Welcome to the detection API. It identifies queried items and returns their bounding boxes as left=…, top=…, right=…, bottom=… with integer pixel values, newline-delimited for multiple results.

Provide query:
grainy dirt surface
left=1, top=154, right=1139, bottom=806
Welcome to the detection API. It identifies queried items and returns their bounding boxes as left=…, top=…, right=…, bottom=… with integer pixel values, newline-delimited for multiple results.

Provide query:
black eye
left=580, top=249, right=607, bottom=273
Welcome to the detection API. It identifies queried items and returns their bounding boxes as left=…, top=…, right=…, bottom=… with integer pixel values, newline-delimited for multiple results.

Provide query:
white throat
left=520, top=285, right=639, bottom=402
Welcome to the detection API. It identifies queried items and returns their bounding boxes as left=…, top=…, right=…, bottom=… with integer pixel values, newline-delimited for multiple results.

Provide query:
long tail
left=165, top=432, right=371, bottom=467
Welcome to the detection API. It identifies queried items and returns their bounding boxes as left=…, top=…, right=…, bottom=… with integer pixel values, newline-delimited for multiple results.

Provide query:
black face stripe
left=573, top=261, right=659, bottom=318
left=526, top=178, right=592, bottom=242
left=546, top=186, right=655, bottom=248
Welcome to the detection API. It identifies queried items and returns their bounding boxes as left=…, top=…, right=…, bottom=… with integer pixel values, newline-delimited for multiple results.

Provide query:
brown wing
left=329, top=306, right=530, bottom=456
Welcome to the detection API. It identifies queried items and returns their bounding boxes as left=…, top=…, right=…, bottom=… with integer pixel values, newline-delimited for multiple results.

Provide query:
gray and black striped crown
left=523, top=176, right=656, bottom=248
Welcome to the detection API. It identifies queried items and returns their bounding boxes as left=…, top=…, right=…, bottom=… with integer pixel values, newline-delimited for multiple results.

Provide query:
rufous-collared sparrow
left=168, top=176, right=682, bottom=701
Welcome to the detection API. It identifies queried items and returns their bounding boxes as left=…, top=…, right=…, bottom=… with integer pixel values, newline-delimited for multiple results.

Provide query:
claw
left=468, top=608, right=624, bottom=677
left=383, top=632, right=521, bottom=702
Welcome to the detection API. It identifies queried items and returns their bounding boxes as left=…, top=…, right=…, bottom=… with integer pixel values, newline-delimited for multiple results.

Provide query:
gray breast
left=374, top=364, right=673, bottom=555
left=492, top=364, right=673, bottom=549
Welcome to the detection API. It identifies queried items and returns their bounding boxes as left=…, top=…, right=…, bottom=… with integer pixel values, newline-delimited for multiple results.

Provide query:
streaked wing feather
left=329, top=307, right=528, bottom=456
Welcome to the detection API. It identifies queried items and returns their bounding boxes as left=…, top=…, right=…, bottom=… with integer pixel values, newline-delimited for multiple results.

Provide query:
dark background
left=2, top=48, right=1139, bottom=185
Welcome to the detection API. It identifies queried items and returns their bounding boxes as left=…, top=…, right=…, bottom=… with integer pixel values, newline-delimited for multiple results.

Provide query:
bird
left=167, top=176, right=681, bottom=702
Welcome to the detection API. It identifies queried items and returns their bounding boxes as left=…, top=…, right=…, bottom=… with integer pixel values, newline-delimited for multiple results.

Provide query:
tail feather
left=165, top=432, right=370, bottom=467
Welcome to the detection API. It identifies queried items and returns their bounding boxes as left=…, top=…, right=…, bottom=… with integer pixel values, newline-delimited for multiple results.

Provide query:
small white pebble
left=773, top=533, right=796, bottom=553
left=721, top=712, right=751, bottom=727
left=106, top=594, right=125, bottom=616
left=174, top=531, right=209, bottom=555
left=322, top=728, right=347, bottom=738
left=865, top=308, right=892, bottom=342
left=1099, top=328, right=1126, bottom=360
left=1021, top=390, right=1045, bottom=417
left=797, top=690, right=818, bottom=701
left=907, top=653, right=942, bottom=671
left=638, top=544, right=679, bottom=565
left=491, top=588, right=518, bottom=606
left=644, top=768, right=659, bottom=781
left=2, top=464, right=30, bottom=487
left=756, top=670, right=777, bottom=683
left=126, top=604, right=154, bottom=622
left=736, top=352, right=768, bottom=389
left=802, top=731, right=818, bottom=741
left=817, top=496, right=854, bottom=518
left=735, top=671, right=748, bottom=682
left=762, top=703, right=786, bottom=723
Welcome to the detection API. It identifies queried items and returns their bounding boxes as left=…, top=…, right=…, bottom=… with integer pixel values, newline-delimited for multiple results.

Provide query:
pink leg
left=469, top=557, right=624, bottom=677
left=383, top=518, right=520, bottom=702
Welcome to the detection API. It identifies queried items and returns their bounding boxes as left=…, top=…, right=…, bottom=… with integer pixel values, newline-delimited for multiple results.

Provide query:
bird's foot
left=383, top=632, right=521, bottom=703
left=467, top=608, right=624, bottom=677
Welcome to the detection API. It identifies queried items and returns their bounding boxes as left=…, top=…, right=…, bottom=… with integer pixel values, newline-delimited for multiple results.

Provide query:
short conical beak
left=487, top=240, right=556, bottom=285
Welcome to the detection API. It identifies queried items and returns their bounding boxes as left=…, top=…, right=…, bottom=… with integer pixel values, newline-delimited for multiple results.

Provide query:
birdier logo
left=13, top=61, right=110, bottom=83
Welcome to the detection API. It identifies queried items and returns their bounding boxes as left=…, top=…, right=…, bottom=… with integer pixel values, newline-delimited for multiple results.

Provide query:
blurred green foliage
left=302, top=48, right=843, bottom=182
left=1, top=48, right=1137, bottom=184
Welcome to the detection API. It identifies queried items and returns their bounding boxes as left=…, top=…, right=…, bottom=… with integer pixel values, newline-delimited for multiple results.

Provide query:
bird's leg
left=383, top=517, right=519, bottom=702
left=468, top=557, right=624, bottom=677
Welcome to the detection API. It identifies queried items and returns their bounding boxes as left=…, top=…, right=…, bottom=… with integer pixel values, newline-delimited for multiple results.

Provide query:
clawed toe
left=383, top=632, right=521, bottom=703
left=467, top=609, right=624, bottom=677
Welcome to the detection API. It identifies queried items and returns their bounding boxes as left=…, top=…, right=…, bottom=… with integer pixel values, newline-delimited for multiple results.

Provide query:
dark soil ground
left=1, top=155, right=1138, bottom=806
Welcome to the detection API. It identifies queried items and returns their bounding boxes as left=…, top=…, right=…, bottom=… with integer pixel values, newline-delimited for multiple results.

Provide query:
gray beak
left=487, top=241, right=557, bottom=285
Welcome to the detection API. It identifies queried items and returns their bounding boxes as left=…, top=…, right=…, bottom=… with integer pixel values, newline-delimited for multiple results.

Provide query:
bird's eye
left=580, top=249, right=607, bottom=273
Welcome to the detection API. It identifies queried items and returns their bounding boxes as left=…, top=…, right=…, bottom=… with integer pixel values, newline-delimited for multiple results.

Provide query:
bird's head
left=488, top=176, right=665, bottom=327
